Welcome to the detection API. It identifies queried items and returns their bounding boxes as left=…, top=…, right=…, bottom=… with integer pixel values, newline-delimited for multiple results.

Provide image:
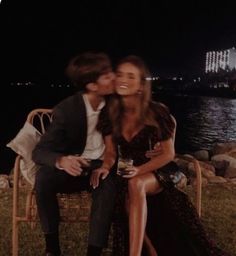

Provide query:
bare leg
left=144, top=233, right=158, bottom=256
left=128, top=173, right=162, bottom=256
left=126, top=187, right=158, bottom=256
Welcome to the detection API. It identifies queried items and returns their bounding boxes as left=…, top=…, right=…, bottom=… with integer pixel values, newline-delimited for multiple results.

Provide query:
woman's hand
left=90, top=167, right=109, bottom=189
left=122, top=166, right=140, bottom=178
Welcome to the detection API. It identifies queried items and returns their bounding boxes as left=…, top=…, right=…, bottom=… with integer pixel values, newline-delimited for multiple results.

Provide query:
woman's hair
left=65, top=51, right=112, bottom=91
left=108, top=55, right=175, bottom=140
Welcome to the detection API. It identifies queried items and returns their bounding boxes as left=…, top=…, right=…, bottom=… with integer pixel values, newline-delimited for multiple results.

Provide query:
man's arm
left=32, top=107, right=66, bottom=168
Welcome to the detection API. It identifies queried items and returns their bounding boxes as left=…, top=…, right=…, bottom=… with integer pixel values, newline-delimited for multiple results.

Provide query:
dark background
left=1, top=0, right=236, bottom=173
left=1, top=0, right=236, bottom=82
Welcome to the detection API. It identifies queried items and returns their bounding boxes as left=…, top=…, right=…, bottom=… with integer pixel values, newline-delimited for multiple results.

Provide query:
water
left=1, top=87, right=236, bottom=173
left=155, top=94, right=236, bottom=153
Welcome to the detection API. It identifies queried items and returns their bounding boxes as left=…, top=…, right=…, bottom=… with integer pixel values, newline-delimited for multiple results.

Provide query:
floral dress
left=112, top=125, right=230, bottom=256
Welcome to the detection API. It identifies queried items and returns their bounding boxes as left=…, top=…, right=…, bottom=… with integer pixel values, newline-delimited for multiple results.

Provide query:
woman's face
left=115, top=62, right=142, bottom=96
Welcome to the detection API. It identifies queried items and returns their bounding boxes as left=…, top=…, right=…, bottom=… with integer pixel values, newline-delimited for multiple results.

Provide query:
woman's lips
left=119, top=85, right=128, bottom=89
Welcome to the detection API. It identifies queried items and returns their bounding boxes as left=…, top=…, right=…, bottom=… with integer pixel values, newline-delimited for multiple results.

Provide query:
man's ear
left=86, top=82, right=98, bottom=92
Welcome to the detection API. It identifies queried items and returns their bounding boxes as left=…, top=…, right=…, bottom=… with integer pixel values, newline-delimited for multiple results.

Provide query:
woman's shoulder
left=150, top=101, right=171, bottom=116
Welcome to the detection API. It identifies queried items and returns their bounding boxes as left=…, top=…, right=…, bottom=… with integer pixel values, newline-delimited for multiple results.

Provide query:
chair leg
left=194, top=159, right=202, bottom=217
left=12, top=156, right=21, bottom=256
left=12, top=218, right=19, bottom=256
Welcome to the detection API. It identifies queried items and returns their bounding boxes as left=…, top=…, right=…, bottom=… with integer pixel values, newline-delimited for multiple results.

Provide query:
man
left=32, top=52, right=117, bottom=256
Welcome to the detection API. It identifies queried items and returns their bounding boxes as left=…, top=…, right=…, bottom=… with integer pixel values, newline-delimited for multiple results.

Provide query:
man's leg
left=34, top=166, right=70, bottom=255
left=87, top=173, right=117, bottom=255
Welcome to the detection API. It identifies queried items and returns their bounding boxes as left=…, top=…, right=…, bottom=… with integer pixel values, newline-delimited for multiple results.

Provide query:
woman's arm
left=101, top=135, right=117, bottom=171
left=90, top=134, right=117, bottom=188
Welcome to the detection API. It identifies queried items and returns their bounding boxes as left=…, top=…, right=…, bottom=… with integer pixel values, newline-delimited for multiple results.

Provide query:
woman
left=107, top=55, right=230, bottom=256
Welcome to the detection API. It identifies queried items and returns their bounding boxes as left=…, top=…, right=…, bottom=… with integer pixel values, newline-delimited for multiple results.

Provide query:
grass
left=0, top=183, right=236, bottom=256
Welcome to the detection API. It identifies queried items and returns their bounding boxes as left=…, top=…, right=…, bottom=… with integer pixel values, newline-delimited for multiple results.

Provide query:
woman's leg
left=125, top=195, right=157, bottom=256
left=143, top=233, right=158, bottom=256
left=128, top=173, right=162, bottom=256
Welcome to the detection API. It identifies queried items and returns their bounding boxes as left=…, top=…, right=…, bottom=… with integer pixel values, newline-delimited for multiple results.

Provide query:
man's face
left=96, top=71, right=115, bottom=96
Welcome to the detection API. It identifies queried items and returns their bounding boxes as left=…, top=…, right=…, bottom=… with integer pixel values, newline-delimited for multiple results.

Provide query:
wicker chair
left=12, top=109, right=91, bottom=256
left=12, top=108, right=202, bottom=256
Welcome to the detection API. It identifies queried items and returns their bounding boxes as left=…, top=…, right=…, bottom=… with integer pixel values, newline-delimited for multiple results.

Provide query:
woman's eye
left=128, top=75, right=135, bottom=80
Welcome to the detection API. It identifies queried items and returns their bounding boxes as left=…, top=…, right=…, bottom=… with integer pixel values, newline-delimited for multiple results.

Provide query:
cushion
left=6, top=121, right=42, bottom=186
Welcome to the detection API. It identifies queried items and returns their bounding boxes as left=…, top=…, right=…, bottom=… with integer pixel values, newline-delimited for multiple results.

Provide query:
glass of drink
left=117, top=157, right=134, bottom=176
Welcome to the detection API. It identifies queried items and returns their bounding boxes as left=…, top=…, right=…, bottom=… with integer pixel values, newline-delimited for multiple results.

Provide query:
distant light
left=145, top=77, right=152, bottom=81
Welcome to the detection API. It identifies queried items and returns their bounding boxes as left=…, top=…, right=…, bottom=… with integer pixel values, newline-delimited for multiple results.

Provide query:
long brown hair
left=108, top=55, right=175, bottom=140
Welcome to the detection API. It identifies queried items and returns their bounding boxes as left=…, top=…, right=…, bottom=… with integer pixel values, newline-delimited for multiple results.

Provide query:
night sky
left=1, top=0, right=236, bottom=82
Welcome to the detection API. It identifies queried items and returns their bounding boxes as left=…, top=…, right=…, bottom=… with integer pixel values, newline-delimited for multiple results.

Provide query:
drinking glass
left=117, top=157, right=134, bottom=176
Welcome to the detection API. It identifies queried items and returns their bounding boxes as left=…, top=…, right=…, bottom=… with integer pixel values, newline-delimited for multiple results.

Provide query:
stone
left=0, top=175, right=10, bottom=189
left=224, top=167, right=236, bottom=179
left=208, top=176, right=227, bottom=184
left=211, top=142, right=236, bottom=156
left=193, top=150, right=209, bottom=161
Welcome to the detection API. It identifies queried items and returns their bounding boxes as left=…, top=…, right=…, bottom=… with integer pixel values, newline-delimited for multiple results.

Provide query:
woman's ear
left=86, top=82, right=98, bottom=92
left=137, top=89, right=143, bottom=95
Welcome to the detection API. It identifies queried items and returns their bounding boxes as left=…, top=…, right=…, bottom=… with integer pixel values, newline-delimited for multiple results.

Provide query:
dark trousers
left=34, top=160, right=117, bottom=248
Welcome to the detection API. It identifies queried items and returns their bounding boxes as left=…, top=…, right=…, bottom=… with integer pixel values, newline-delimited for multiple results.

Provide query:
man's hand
left=90, top=167, right=109, bottom=189
left=56, top=155, right=90, bottom=176
left=145, top=142, right=162, bottom=159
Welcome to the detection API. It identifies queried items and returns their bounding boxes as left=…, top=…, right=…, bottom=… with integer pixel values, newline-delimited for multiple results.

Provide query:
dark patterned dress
left=113, top=125, right=230, bottom=256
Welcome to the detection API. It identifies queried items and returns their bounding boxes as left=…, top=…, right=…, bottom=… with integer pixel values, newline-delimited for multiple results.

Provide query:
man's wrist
left=55, top=157, right=64, bottom=170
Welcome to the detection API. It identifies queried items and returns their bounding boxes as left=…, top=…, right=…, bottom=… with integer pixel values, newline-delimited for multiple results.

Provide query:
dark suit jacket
left=32, top=92, right=90, bottom=168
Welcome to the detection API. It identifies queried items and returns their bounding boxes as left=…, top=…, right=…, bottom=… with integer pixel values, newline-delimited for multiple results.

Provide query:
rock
left=183, top=154, right=195, bottom=159
left=224, top=167, right=236, bottom=179
left=229, top=178, right=236, bottom=185
left=211, top=142, right=236, bottom=156
left=228, top=150, right=236, bottom=159
left=200, top=161, right=215, bottom=170
left=211, top=160, right=229, bottom=177
left=192, top=176, right=208, bottom=187
left=0, top=175, right=10, bottom=189
left=211, top=154, right=236, bottom=169
left=174, top=158, right=189, bottom=171
left=193, top=150, right=209, bottom=161
left=208, top=176, right=227, bottom=184
left=187, top=163, right=197, bottom=177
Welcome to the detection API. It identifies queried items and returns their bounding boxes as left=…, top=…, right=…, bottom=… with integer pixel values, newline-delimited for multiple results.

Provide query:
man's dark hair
left=65, top=52, right=112, bottom=91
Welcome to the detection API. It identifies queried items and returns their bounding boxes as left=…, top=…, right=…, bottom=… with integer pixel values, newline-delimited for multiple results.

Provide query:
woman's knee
left=128, top=177, right=145, bottom=194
